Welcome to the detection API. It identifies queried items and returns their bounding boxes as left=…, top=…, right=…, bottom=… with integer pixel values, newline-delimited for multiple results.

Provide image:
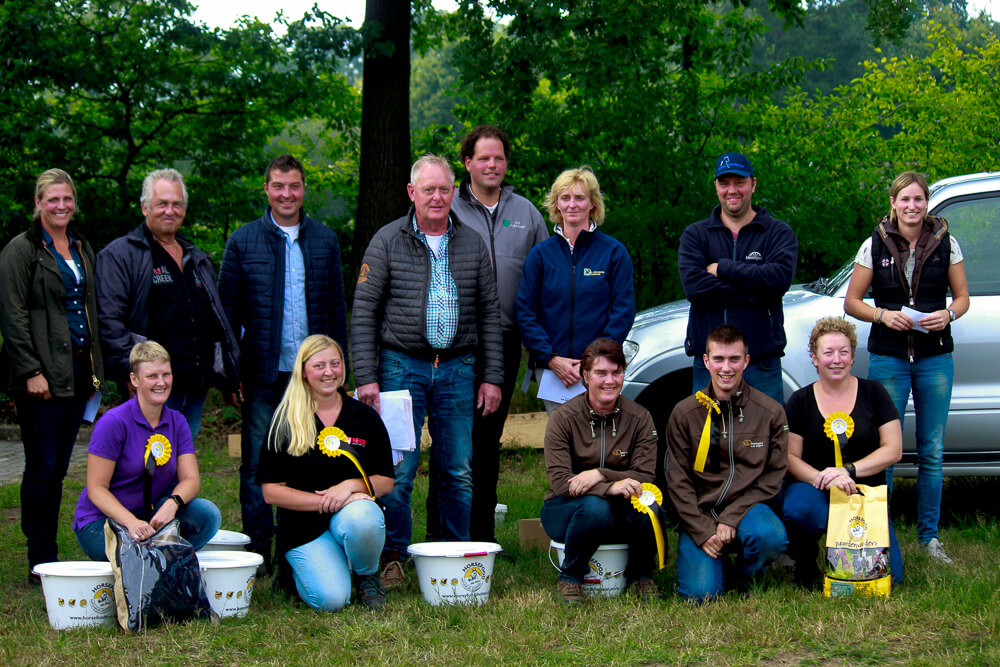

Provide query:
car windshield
left=802, top=260, right=854, bottom=296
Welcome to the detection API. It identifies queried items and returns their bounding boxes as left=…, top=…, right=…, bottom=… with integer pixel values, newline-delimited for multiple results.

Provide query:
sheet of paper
left=82, top=391, right=102, bottom=424
left=379, top=390, right=416, bottom=457
left=901, top=306, right=930, bottom=333
left=536, top=369, right=586, bottom=404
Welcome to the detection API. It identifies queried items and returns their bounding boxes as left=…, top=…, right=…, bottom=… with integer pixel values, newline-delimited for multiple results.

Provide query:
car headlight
left=623, top=340, right=639, bottom=366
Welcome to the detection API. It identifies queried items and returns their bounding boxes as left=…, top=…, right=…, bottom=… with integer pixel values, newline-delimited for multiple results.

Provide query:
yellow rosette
left=823, top=412, right=855, bottom=467
left=316, top=427, right=375, bottom=497
left=630, top=482, right=667, bottom=570
left=693, top=391, right=721, bottom=473
left=144, top=434, right=172, bottom=467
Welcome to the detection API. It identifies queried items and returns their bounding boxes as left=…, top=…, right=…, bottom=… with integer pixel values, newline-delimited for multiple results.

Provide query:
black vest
left=868, top=216, right=953, bottom=361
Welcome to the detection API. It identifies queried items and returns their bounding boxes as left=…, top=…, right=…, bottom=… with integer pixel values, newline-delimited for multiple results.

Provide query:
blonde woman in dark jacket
left=0, top=168, right=104, bottom=581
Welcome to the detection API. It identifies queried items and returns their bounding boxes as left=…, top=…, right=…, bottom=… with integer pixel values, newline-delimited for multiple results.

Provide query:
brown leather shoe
left=556, top=580, right=584, bottom=605
left=632, top=578, right=662, bottom=601
left=380, top=559, right=406, bottom=590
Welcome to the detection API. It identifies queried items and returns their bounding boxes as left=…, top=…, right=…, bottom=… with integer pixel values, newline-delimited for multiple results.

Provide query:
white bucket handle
left=548, top=543, right=560, bottom=572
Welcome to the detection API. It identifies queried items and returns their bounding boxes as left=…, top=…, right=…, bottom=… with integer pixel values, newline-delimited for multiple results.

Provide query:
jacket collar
left=128, top=222, right=200, bottom=256
left=875, top=213, right=948, bottom=245
left=707, top=204, right=768, bottom=230
left=703, top=377, right=750, bottom=407
left=26, top=218, right=88, bottom=246
left=457, top=178, right=513, bottom=206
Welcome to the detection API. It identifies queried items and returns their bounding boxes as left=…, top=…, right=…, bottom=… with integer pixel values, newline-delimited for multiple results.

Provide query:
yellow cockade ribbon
left=630, top=483, right=666, bottom=570
left=694, top=391, right=721, bottom=473
left=317, top=426, right=375, bottom=497
left=823, top=412, right=855, bottom=468
left=144, top=434, right=172, bottom=467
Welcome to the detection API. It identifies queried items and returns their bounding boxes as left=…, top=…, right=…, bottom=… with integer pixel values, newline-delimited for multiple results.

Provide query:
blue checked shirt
left=412, top=217, right=458, bottom=349
left=272, top=214, right=309, bottom=372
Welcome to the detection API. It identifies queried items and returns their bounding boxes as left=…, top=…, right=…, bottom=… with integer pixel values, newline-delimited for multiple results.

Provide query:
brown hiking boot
left=632, top=578, right=662, bottom=601
left=556, top=580, right=584, bottom=605
left=380, top=559, right=406, bottom=590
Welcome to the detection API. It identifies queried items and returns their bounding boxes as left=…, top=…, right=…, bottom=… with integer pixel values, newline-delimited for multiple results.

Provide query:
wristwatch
left=170, top=494, right=186, bottom=512
left=845, top=463, right=857, bottom=480
left=948, top=308, right=957, bottom=321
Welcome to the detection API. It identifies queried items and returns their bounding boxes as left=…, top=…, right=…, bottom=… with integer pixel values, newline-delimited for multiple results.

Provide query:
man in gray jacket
left=426, top=125, right=548, bottom=544
left=351, top=154, right=504, bottom=588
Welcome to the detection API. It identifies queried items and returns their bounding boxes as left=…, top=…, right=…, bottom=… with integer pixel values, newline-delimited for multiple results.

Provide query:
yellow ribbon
left=694, top=391, right=721, bottom=473
left=823, top=412, right=855, bottom=468
left=317, top=427, right=375, bottom=497
left=144, top=434, right=172, bottom=467
left=630, top=483, right=667, bottom=570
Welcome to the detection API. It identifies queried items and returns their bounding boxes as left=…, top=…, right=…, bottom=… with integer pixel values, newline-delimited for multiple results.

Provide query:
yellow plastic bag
left=823, top=484, right=891, bottom=597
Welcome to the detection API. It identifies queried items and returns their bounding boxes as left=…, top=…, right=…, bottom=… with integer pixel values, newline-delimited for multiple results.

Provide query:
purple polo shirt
left=72, top=397, right=195, bottom=530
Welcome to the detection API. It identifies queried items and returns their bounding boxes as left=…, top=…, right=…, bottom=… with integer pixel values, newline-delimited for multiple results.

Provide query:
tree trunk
left=353, top=0, right=412, bottom=296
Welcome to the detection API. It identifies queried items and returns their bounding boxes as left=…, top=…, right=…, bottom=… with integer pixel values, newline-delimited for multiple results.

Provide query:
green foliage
left=1, top=425, right=999, bottom=663
left=738, top=22, right=1000, bottom=280
left=441, top=0, right=816, bottom=309
left=0, top=0, right=359, bottom=254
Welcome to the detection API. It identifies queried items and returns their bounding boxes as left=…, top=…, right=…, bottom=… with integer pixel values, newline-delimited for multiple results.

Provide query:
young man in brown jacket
left=666, top=324, right=788, bottom=601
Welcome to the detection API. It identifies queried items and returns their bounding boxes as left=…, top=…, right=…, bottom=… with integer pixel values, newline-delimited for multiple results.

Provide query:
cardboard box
left=518, top=518, right=551, bottom=550
left=227, top=433, right=241, bottom=458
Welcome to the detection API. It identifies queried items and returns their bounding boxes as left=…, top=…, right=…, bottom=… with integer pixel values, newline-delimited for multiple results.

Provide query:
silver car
left=622, top=171, right=1000, bottom=477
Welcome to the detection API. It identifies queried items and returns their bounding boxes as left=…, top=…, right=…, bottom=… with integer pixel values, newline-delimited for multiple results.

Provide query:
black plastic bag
left=104, top=518, right=214, bottom=632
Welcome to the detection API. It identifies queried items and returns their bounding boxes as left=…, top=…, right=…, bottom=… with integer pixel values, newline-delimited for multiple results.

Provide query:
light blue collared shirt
left=272, top=213, right=308, bottom=372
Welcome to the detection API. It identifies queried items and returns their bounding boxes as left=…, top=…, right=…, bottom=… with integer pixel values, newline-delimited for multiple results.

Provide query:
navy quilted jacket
left=219, top=209, right=348, bottom=385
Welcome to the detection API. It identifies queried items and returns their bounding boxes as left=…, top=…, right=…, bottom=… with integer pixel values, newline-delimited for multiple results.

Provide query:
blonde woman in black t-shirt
left=258, top=335, right=394, bottom=611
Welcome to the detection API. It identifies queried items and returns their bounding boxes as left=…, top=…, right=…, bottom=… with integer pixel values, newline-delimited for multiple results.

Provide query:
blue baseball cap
left=714, top=152, right=754, bottom=179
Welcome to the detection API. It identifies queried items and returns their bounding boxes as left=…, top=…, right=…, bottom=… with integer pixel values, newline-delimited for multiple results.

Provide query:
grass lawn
left=1, top=398, right=998, bottom=666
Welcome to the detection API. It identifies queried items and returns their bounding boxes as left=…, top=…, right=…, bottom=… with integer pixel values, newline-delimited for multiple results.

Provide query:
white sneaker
left=924, top=538, right=954, bottom=564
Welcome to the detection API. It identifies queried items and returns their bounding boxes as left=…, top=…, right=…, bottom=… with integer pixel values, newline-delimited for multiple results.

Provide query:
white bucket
left=32, top=561, right=116, bottom=630
left=408, top=541, right=502, bottom=606
left=196, top=551, right=264, bottom=618
left=548, top=541, right=629, bottom=597
left=494, top=503, right=508, bottom=525
left=199, top=529, right=251, bottom=552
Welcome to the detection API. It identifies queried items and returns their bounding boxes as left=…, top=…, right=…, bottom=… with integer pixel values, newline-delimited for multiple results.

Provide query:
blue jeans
left=868, top=352, right=953, bottom=544
left=676, top=504, right=787, bottom=601
left=693, top=355, right=784, bottom=404
left=239, top=373, right=291, bottom=555
left=165, top=387, right=207, bottom=442
left=378, top=349, right=475, bottom=555
left=541, top=494, right=658, bottom=584
left=782, top=481, right=902, bottom=584
left=284, top=499, right=385, bottom=612
left=15, top=389, right=88, bottom=568
left=75, top=496, right=222, bottom=561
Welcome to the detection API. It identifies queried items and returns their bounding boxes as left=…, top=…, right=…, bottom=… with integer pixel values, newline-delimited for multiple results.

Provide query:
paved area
left=0, top=425, right=92, bottom=485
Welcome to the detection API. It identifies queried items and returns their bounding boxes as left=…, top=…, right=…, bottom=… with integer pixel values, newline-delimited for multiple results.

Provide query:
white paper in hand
left=537, top=369, right=586, bottom=404
left=379, top=390, right=416, bottom=465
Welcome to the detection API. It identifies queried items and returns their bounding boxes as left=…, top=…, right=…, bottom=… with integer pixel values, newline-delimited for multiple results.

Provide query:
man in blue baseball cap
left=676, top=152, right=798, bottom=404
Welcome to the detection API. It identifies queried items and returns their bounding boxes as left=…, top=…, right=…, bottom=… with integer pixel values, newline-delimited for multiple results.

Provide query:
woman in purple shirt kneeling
left=73, top=341, right=221, bottom=559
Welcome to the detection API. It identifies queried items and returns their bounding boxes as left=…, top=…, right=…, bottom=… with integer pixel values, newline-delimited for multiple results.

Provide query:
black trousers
left=16, top=363, right=90, bottom=568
